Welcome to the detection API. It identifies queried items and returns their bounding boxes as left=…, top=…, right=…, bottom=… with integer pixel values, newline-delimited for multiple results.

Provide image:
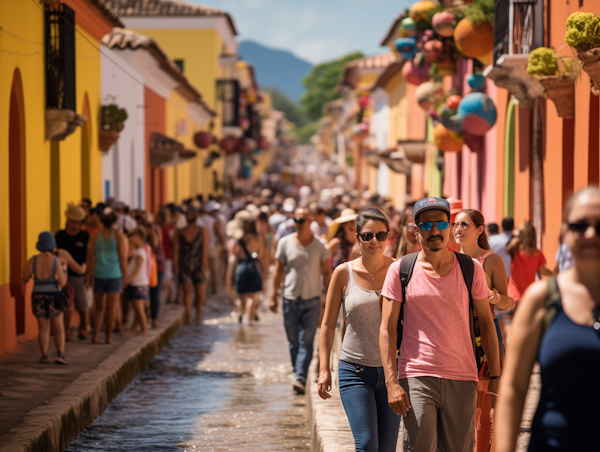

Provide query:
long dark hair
left=392, top=209, right=414, bottom=258
left=459, top=209, right=490, bottom=250
left=356, top=206, right=390, bottom=233
left=507, top=221, right=537, bottom=256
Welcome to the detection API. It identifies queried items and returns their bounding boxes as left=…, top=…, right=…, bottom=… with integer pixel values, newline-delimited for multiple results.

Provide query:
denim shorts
left=127, top=285, right=148, bottom=300
left=94, top=277, right=123, bottom=294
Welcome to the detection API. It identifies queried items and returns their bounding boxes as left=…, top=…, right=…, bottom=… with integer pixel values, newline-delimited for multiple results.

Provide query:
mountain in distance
left=238, top=40, right=312, bottom=102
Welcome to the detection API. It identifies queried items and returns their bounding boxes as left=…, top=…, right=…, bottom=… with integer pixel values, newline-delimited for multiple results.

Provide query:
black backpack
left=397, top=251, right=484, bottom=372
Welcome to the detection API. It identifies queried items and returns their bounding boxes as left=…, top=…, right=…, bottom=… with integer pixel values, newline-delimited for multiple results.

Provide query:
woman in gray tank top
left=318, top=207, right=401, bottom=452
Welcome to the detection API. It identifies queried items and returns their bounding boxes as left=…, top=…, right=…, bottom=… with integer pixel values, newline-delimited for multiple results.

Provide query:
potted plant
left=527, top=47, right=576, bottom=118
left=565, top=12, right=600, bottom=95
left=99, top=104, right=128, bottom=151
left=453, top=0, right=494, bottom=60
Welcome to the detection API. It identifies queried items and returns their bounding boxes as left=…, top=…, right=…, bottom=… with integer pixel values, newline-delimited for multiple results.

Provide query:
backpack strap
left=396, top=252, right=420, bottom=353
left=238, top=237, right=253, bottom=260
left=542, top=276, right=561, bottom=336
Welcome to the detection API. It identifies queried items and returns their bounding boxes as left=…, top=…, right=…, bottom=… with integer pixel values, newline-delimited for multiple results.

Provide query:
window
left=174, top=59, right=184, bottom=73
left=45, top=3, right=76, bottom=110
left=216, top=79, right=240, bottom=128
left=493, top=0, right=509, bottom=65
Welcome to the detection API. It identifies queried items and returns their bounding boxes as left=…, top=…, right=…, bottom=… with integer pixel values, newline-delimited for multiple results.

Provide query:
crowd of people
left=22, top=183, right=599, bottom=452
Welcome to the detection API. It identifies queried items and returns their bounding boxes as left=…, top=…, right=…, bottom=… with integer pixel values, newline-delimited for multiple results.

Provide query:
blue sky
left=191, top=0, right=412, bottom=64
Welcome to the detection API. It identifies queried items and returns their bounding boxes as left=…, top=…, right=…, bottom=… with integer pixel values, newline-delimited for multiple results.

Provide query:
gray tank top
left=339, top=261, right=383, bottom=367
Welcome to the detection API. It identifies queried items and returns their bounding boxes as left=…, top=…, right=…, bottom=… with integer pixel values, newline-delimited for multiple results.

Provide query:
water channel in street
left=66, top=295, right=312, bottom=452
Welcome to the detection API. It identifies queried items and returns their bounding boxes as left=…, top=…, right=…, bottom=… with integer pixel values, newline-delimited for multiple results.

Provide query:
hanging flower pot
left=565, top=12, right=600, bottom=94
left=402, top=61, right=430, bottom=85
left=453, top=19, right=493, bottom=59
left=576, top=49, right=600, bottom=95
left=434, top=123, right=464, bottom=152
left=98, top=129, right=120, bottom=152
left=194, top=131, right=213, bottom=148
left=537, top=76, right=575, bottom=118
left=457, top=92, right=497, bottom=136
left=432, top=11, right=456, bottom=37
left=219, top=137, right=238, bottom=154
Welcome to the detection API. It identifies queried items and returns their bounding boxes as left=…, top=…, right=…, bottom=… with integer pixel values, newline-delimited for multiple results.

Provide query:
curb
left=0, top=306, right=185, bottom=452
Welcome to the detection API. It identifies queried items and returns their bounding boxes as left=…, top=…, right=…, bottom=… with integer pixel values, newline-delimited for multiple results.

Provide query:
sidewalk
left=0, top=300, right=188, bottom=452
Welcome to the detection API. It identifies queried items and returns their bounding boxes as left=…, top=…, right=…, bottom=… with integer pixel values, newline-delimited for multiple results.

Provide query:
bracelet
left=489, top=376, right=501, bottom=380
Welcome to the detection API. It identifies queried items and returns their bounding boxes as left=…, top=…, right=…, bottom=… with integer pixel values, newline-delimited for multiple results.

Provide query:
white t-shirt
left=197, top=215, right=216, bottom=248
left=128, top=247, right=149, bottom=287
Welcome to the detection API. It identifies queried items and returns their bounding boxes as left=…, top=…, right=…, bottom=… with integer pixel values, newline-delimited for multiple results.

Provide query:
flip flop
left=39, top=355, right=49, bottom=364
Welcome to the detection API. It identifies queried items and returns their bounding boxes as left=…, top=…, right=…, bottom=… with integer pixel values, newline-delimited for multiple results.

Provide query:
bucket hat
left=36, top=231, right=57, bottom=252
left=65, top=203, right=86, bottom=222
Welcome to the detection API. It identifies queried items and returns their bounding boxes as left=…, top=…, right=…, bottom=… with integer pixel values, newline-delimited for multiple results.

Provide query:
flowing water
left=66, top=299, right=312, bottom=452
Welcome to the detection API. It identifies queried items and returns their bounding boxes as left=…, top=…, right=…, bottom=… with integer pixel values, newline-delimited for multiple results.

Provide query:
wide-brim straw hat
left=226, top=219, right=244, bottom=240
left=328, top=208, right=358, bottom=240
left=65, top=203, right=86, bottom=222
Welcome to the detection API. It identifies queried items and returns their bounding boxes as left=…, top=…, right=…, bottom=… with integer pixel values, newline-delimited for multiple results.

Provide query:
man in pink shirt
left=380, top=197, right=501, bottom=452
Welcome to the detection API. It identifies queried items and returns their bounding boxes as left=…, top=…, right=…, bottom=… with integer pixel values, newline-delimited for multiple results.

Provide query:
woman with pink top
left=453, top=208, right=514, bottom=452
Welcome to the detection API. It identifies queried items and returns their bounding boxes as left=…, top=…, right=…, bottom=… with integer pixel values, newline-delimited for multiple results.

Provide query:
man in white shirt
left=487, top=217, right=514, bottom=278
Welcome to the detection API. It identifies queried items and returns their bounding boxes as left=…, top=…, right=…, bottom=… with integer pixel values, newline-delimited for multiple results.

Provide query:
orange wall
left=513, top=106, right=531, bottom=228
left=144, top=87, right=166, bottom=213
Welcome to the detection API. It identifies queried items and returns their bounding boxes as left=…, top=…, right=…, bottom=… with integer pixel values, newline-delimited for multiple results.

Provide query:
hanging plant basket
left=453, top=19, right=494, bottom=59
left=99, top=129, right=120, bottom=151
left=577, top=48, right=600, bottom=96
left=537, top=75, right=575, bottom=118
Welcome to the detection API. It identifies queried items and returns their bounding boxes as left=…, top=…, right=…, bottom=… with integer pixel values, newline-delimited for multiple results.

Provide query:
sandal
left=55, top=351, right=68, bottom=365
left=39, top=355, right=49, bottom=364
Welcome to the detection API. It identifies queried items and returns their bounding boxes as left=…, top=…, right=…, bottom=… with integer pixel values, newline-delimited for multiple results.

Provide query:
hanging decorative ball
left=399, top=17, right=417, bottom=37
left=239, top=117, right=250, bottom=130
left=457, top=92, right=497, bottom=136
left=359, top=96, right=370, bottom=109
left=415, top=81, right=444, bottom=110
left=438, top=105, right=463, bottom=132
left=423, top=39, right=444, bottom=63
left=402, top=61, right=430, bottom=85
left=194, top=131, right=213, bottom=148
left=454, top=19, right=494, bottom=59
left=446, top=95, right=462, bottom=110
left=467, top=72, right=487, bottom=91
left=219, top=137, right=238, bottom=154
left=434, top=123, right=464, bottom=152
left=432, top=11, right=456, bottom=37
left=409, top=1, right=437, bottom=31
left=395, top=37, right=418, bottom=60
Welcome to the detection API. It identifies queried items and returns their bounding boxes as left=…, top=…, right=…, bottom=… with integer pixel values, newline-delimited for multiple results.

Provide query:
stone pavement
left=0, top=301, right=187, bottom=452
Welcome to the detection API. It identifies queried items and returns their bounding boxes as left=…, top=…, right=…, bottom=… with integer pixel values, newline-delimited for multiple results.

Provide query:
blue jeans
left=283, top=296, right=320, bottom=382
left=339, top=360, right=402, bottom=452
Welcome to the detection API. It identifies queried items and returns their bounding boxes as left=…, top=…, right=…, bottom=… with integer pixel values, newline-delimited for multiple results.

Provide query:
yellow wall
left=0, top=0, right=48, bottom=283
left=383, top=70, right=408, bottom=148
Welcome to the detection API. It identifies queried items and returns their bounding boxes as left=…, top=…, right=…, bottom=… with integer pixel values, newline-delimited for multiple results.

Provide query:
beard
left=426, top=235, right=445, bottom=252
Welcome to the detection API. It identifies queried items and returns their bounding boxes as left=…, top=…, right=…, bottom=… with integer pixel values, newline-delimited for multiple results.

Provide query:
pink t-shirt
left=381, top=254, right=489, bottom=382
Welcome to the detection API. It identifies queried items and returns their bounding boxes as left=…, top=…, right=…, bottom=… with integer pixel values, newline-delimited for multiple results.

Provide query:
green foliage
left=300, top=51, right=364, bottom=121
left=462, top=0, right=494, bottom=25
left=293, top=121, right=320, bottom=144
left=527, top=48, right=559, bottom=76
left=100, top=104, right=128, bottom=132
left=565, top=12, right=600, bottom=51
left=264, top=87, right=309, bottom=127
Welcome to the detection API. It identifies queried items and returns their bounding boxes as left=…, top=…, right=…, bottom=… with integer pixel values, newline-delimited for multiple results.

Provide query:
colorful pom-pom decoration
left=399, top=17, right=417, bottom=37
left=432, top=11, right=456, bottom=37
left=423, top=39, right=444, bottom=63
left=467, top=73, right=487, bottom=91
left=409, top=1, right=437, bottom=31
left=453, top=19, right=494, bottom=59
left=445, top=95, right=462, bottom=110
left=415, top=81, right=444, bottom=111
left=457, top=93, right=497, bottom=136
left=438, top=105, right=463, bottom=132
left=395, top=37, right=418, bottom=59
left=401, top=61, right=430, bottom=85
left=434, top=123, right=464, bottom=152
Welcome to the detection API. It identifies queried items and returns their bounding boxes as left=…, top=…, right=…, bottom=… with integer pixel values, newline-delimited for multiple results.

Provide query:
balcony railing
left=45, top=3, right=76, bottom=111
left=216, top=79, right=240, bottom=128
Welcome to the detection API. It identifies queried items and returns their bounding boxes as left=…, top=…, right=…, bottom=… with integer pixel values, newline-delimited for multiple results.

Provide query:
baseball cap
left=204, top=200, right=221, bottom=213
left=413, top=197, right=451, bottom=221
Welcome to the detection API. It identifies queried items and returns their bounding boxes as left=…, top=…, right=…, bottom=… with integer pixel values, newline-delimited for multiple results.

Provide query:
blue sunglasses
left=417, top=221, right=450, bottom=231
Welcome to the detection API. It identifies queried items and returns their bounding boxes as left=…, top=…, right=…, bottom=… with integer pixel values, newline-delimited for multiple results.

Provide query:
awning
left=366, top=148, right=412, bottom=174
left=397, top=140, right=427, bottom=164
left=150, top=133, right=196, bottom=168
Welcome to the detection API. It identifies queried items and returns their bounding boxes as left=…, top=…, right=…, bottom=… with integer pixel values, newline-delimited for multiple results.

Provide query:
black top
left=55, top=230, right=89, bottom=276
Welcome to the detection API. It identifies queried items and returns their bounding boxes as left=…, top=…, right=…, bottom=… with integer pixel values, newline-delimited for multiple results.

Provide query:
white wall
left=371, top=88, right=390, bottom=196
left=100, top=49, right=145, bottom=208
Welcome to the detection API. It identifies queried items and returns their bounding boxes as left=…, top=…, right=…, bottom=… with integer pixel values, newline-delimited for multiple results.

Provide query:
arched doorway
left=9, top=68, right=26, bottom=335
left=81, top=94, right=91, bottom=199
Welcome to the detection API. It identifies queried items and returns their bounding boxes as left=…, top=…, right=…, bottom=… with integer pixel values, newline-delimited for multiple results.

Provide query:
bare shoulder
left=483, top=253, right=504, bottom=271
left=382, top=255, right=395, bottom=269
left=332, top=261, right=349, bottom=279
left=518, top=279, right=550, bottom=315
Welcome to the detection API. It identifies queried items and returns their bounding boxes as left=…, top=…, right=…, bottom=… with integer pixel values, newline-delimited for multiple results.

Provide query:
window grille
left=493, top=0, right=509, bottom=65
left=45, top=3, right=76, bottom=110
left=216, top=80, right=240, bottom=127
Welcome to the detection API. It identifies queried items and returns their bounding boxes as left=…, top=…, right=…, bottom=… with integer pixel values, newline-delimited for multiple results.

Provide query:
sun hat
left=36, top=231, right=57, bottom=252
left=225, top=218, right=245, bottom=239
left=413, top=197, right=451, bottom=222
left=328, top=208, right=359, bottom=240
left=447, top=197, right=464, bottom=222
left=65, top=203, right=86, bottom=222
left=282, top=197, right=297, bottom=213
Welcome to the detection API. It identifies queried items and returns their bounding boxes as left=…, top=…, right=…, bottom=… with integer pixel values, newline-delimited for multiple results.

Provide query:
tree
left=300, top=51, right=364, bottom=121
left=264, top=87, right=308, bottom=127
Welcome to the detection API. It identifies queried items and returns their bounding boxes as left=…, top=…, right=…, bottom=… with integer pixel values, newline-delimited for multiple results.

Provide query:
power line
left=0, top=48, right=43, bottom=57
left=0, top=27, right=43, bottom=45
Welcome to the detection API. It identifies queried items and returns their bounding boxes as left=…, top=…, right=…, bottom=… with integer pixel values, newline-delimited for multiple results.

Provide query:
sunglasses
left=417, top=221, right=450, bottom=231
left=567, top=222, right=600, bottom=236
left=452, top=222, right=475, bottom=229
left=293, top=217, right=307, bottom=224
left=358, top=231, right=389, bottom=243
